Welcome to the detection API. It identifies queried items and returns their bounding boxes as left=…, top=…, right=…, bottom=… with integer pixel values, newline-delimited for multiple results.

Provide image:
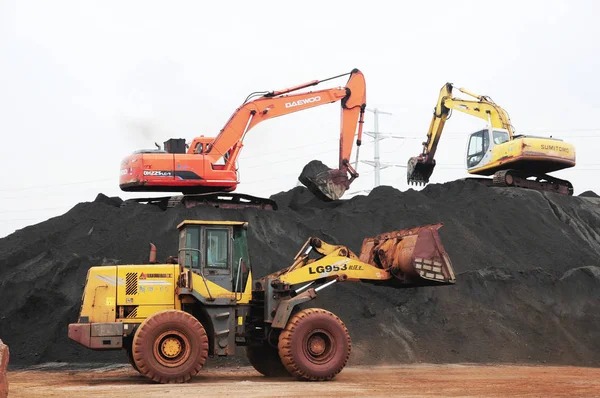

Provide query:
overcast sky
left=1, top=0, right=599, bottom=238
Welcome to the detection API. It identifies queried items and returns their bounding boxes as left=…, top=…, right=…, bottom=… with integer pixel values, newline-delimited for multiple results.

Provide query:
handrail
left=178, top=247, right=214, bottom=301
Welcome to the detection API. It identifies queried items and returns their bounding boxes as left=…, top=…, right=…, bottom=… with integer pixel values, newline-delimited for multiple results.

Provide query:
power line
left=0, top=178, right=113, bottom=193
left=3, top=131, right=599, bottom=198
left=241, top=171, right=301, bottom=185
left=0, top=206, right=70, bottom=214
left=240, top=138, right=339, bottom=161
left=0, top=218, right=43, bottom=222
left=242, top=148, right=338, bottom=170
left=525, top=128, right=600, bottom=133
left=241, top=140, right=376, bottom=170
left=249, top=170, right=375, bottom=198
left=371, top=128, right=600, bottom=138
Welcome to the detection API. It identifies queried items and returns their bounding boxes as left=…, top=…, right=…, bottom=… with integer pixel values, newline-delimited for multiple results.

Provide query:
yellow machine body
left=68, top=219, right=456, bottom=383
left=407, top=83, right=576, bottom=194
left=77, top=264, right=180, bottom=325
left=468, top=131, right=575, bottom=176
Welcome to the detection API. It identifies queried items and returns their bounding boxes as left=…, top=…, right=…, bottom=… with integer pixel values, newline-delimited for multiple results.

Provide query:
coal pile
left=1, top=181, right=600, bottom=367
left=579, top=190, right=600, bottom=198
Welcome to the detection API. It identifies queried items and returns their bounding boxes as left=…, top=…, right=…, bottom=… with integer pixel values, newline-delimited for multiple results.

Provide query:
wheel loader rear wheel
left=278, top=308, right=351, bottom=381
left=132, top=309, right=209, bottom=383
left=246, top=343, right=291, bottom=377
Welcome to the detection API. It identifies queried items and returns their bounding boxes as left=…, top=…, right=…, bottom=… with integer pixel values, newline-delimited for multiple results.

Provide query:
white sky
left=1, top=0, right=599, bottom=238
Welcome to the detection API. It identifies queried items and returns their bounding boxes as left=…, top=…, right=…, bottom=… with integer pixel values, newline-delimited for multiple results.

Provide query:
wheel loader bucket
left=299, top=160, right=350, bottom=201
left=407, top=156, right=436, bottom=186
left=359, top=223, right=456, bottom=287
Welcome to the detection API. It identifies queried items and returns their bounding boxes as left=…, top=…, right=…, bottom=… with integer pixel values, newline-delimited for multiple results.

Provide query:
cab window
left=182, top=227, right=201, bottom=270
left=493, top=130, right=510, bottom=145
left=206, top=229, right=229, bottom=269
left=467, top=130, right=489, bottom=168
left=233, top=226, right=251, bottom=293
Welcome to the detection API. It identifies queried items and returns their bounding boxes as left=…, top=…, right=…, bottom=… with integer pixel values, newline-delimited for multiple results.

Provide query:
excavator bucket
left=407, top=156, right=436, bottom=186
left=359, top=223, right=455, bottom=288
left=299, top=160, right=350, bottom=201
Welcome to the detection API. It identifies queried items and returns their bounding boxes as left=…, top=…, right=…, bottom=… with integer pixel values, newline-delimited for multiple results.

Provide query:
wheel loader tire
left=132, top=309, right=209, bottom=383
left=278, top=308, right=351, bottom=381
left=125, top=346, right=139, bottom=372
left=246, top=344, right=291, bottom=377
left=123, top=337, right=139, bottom=372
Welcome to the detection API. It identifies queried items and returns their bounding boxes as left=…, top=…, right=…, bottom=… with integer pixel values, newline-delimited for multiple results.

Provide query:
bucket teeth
left=407, top=156, right=435, bottom=187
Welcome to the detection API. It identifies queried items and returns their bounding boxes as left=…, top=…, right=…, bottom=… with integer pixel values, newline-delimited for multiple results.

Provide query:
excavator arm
left=189, top=69, right=367, bottom=201
left=407, top=83, right=514, bottom=185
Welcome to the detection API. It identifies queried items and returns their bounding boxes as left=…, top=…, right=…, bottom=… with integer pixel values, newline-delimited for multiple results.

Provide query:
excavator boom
left=120, top=69, right=366, bottom=203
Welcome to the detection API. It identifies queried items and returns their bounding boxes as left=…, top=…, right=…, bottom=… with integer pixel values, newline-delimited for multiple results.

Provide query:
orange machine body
left=120, top=70, right=367, bottom=194
left=120, top=136, right=238, bottom=194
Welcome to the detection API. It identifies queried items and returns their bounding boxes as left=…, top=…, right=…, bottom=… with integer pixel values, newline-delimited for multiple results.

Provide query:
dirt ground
left=7, top=363, right=600, bottom=397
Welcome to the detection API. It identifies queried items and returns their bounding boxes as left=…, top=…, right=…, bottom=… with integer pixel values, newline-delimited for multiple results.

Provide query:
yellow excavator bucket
left=407, top=155, right=436, bottom=186
left=359, top=223, right=456, bottom=287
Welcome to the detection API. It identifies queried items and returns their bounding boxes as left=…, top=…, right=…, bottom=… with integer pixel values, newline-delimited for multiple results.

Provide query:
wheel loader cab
left=177, top=220, right=251, bottom=294
left=466, top=128, right=510, bottom=169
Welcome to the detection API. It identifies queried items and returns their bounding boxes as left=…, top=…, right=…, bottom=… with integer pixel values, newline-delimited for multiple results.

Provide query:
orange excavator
left=120, top=69, right=367, bottom=209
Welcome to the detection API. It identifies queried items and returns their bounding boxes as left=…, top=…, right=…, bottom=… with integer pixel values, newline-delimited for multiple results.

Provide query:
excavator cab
left=465, top=128, right=510, bottom=169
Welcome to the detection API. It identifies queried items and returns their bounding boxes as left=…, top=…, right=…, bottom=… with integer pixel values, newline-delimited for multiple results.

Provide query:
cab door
left=179, top=225, right=235, bottom=300
left=203, top=226, right=233, bottom=291
left=466, top=129, right=490, bottom=169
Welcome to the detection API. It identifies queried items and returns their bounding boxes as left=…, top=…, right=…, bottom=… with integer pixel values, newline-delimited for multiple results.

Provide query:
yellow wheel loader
left=407, top=83, right=576, bottom=195
left=68, top=220, right=456, bottom=383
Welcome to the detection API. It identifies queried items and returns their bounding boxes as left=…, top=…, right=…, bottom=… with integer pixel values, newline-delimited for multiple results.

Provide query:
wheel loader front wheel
left=246, top=343, right=291, bottom=377
left=278, top=308, right=351, bottom=381
left=132, top=310, right=209, bottom=383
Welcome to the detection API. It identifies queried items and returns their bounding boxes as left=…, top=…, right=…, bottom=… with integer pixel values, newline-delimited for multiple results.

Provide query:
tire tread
left=278, top=308, right=351, bottom=381
left=132, top=309, right=209, bottom=383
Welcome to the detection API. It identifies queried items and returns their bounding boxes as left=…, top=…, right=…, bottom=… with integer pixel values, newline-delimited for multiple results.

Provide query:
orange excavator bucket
left=298, top=160, right=355, bottom=201
left=359, top=223, right=456, bottom=287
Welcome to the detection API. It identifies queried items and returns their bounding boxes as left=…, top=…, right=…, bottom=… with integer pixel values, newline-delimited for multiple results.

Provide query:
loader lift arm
left=263, top=223, right=456, bottom=329
left=190, top=69, right=367, bottom=200
left=267, top=223, right=456, bottom=288
left=407, top=83, right=514, bottom=185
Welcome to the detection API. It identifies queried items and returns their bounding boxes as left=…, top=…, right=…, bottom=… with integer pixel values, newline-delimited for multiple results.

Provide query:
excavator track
left=121, top=192, right=278, bottom=211
left=490, top=170, right=573, bottom=195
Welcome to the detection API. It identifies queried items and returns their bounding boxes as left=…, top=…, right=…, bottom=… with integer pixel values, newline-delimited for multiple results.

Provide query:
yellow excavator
left=68, top=220, right=455, bottom=383
left=407, top=83, right=576, bottom=195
